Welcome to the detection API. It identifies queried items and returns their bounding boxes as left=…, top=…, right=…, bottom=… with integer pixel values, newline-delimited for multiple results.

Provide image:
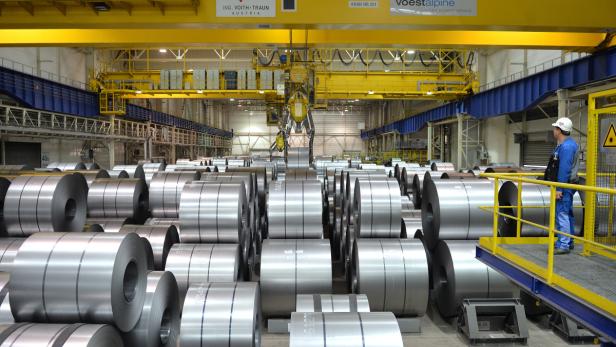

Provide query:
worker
left=544, top=117, right=580, bottom=254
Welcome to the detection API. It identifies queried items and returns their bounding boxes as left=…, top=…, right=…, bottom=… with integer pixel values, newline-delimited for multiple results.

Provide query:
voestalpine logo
left=216, top=0, right=276, bottom=17
left=391, top=0, right=477, bottom=16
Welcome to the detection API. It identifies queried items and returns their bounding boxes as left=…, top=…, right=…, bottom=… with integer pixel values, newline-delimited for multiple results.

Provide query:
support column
left=170, top=126, right=177, bottom=164
left=557, top=89, right=568, bottom=118
left=109, top=115, right=116, bottom=168
left=457, top=114, right=464, bottom=169
left=427, top=122, right=433, bottom=161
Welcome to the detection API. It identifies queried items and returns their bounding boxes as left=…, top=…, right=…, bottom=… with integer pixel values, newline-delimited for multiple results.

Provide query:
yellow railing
left=478, top=172, right=616, bottom=316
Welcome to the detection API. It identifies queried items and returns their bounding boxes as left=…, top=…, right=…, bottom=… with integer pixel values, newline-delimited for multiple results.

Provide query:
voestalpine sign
left=216, top=0, right=276, bottom=17
left=391, top=0, right=477, bottom=16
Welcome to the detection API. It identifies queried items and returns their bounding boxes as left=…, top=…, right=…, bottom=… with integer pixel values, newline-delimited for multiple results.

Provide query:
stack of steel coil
left=432, top=240, right=514, bottom=318
left=260, top=239, right=332, bottom=317
left=267, top=180, right=323, bottom=239
left=180, top=282, right=260, bottom=347
left=4, top=174, right=88, bottom=236
left=118, top=225, right=179, bottom=270
left=285, top=168, right=318, bottom=180
left=421, top=178, right=496, bottom=250
left=287, top=147, right=311, bottom=169
left=289, top=312, right=403, bottom=347
left=112, top=165, right=146, bottom=180
left=351, top=239, right=429, bottom=316
left=87, top=178, right=149, bottom=224
left=351, top=177, right=401, bottom=239
left=165, top=243, right=241, bottom=302
left=10, top=232, right=149, bottom=332
left=149, top=171, right=200, bottom=218
left=295, top=294, right=370, bottom=313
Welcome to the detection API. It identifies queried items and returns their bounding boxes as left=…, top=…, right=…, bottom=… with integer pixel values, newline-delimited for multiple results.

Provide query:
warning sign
left=604, top=124, right=616, bottom=148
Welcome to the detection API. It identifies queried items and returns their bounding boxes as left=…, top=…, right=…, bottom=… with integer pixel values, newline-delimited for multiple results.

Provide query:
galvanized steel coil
left=86, top=218, right=131, bottom=233
left=66, top=170, right=109, bottom=188
left=289, top=312, right=403, bottom=347
left=47, top=162, right=87, bottom=171
left=87, top=178, right=149, bottom=224
left=498, top=181, right=583, bottom=237
left=295, top=294, right=370, bottom=313
left=199, top=172, right=255, bottom=207
left=10, top=232, right=149, bottom=332
left=180, top=282, right=260, bottom=347
left=106, top=170, right=129, bottom=179
left=421, top=178, right=496, bottom=250
left=287, top=147, right=310, bottom=169
left=440, top=171, right=476, bottom=179
left=211, top=158, right=228, bottom=167
left=351, top=239, right=429, bottom=316
left=260, top=239, right=332, bottom=317
left=401, top=216, right=422, bottom=239
left=149, top=171, right=200, bottom=218
left=112, top=165, right=145, bottom=180
left=267, top=180, right=323, bottom=239
left=410, top=170, right=440, bottom=209
left=142, top=162, right=167, bottom=185
left=4, top=174, right=87, bottom=236
left=0, top=238, right=24, bottom=274
left=118, top=225, right=179, bottom=270
left=226, top=167, right=268, bottom=213
left=0, top=165, right=32, bottom=171
left=84, top=162, right=101, bottom=170
left=0, top=273, right=12, bottom=324
left=432, top=240, right=514, bottom=318
left=0, top=323, right=123, bottom=346
left=285, top=168, right=318, bottom=180
left=0, top=177, right=11, bottom=236
left=123, top=271, right=180, bottom=347
left=352, top=177, right=401, bottom=239
left=165, top=244, right=241, bottom=303
left=430, top=162, right=456, bottom=172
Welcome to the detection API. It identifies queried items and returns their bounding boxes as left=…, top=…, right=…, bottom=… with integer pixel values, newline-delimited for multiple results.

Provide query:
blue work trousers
left=555, top=192, right=575, bottom=250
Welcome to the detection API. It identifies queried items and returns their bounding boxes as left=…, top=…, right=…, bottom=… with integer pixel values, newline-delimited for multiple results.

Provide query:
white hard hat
left=552, top=117, right=573, bottom=133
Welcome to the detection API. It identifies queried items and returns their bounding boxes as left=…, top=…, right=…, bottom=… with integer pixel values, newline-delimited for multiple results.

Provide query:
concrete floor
left=261, top=302, right=595, bottom=347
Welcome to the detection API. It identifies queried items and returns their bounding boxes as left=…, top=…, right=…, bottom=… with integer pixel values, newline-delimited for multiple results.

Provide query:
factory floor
left=262, top=302, right=593, bottom=347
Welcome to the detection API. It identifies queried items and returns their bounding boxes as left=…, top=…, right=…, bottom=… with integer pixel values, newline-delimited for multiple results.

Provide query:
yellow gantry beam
left=0, top=29, right=610, bottom=50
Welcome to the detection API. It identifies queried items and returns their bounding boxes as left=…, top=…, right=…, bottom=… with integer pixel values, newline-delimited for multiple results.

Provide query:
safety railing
left=478, top=171, right=616, bottom=317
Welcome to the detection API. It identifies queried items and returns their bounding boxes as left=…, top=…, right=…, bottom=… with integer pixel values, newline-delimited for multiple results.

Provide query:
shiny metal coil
left=0, top=165, right=32, bottom=171
left=0, top=273, right=12, bottom=324
left=287, top=147, right=310, bottom=169
left=180, top=282, right=260, bottom=347
left=84, top=162, right=101, bottom=170
left=165, top=244, right=240, bottom=303
left=421, top=179, right=496, bottom=250
left=260, top=239, right=332, bottom=317
left=289, top=312, right=403, bottom=347
left=285, top=168, right=318, bottom=180
left=0, top=323, right=123, bottom=346
left=112, top=165, right=146, bottom=180
left=10, top=232, right=149, bottom=332
left=66, top=170, right=109, bottom=188
left=267, top=180, right=323, bottom=239
left=211, top=158, right=228, bottom=167
left=226, top=158, right=248, bottom=167
left=86, top=218, right=131, bottom=233
left=410, top=170, right=439, bottom=209
left=430, top=162, right=456, bottom=172
left=142, top=162, right=167, bottom=186
left=295, top=294, right=370, bottom=313
left=0, top=238, right=24, bottom=274
left=199, top=172, right=255, bottom=207
left=118, top=225, right=179, bottom=270
left=227, top=167, right=268, bottom=214
left=87, top=178, right=149, bottom=224
left=352, top=177, right=401, bottom=239
left=47, top=162, right=87, bottom=171
left=123, top=271, right=180, bottom=347
left=250, top=160, right=277, bottom=181
left=4, top=174, right=88, bottom=236
left=440, top=171, right=476, bottom=179
left=498, top=181, right=584, bottom=237
left=0, top=177, right=12, bottom=236
left=433, top=240, right=514, bottom=317
left=394, top=163, right=420, bottom=181
left=401, top=216, right=422, bottom=239
left=107, top=170, right=129, bottom=179
left=149, top=171, right=200, bottom=218
left=351, top=239, right=429, bottom=316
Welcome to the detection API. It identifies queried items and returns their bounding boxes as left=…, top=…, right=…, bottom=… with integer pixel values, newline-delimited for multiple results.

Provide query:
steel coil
left=124, top=271, right=180, bottom=347
left=287, top=147, right=310, bottom=169
left=267, top=180, right=323, bottom=239
left=401, top=216, right=422, bottom=239
left=0, top=165, right=32, bottom=171
left=433, top=240, right=514, bottom=318
left=0, top=273, right=12, bottom=324
left=0, top=323, right=123, bottom=346
left=107, top=170, right=129, bottom=179
left=86, top=218, right=131, bottom=233
left=211, top=158, right=228, bottom=167
left=149, top=172, right=200, bottom=218
left=4, top=174, right=87, bottom=236
left=66, top=170, right=109, bottom=188
left=285, top=168, right=317, bottom=180
left=200, top=172, right=255, bottom=205
left=352, top=177, right=401, bottom=239
left=430, top=162, right=455, bottom=171
left=112, top=165, right=145, bottom=180
left=47, top=162, right=87, bottom=171
left=0, top=177, right=11, bottom=236
left=421, top=179, right=496, bottom=250
left=180, top=282, right=260, bottom=347
left=165, top=244, right=241, bottom=303
left=440, top=171, right=476, bottom=179
left=84, top=163, right=101, bottom=170
left=0, top=239, right=24, bottom=274
left=87, top=178, right=149, bottom=224
left=289, top=312, right=403, bottom=347
left=410, top=170, right=438, bottom=209
left=498, top=181, right=583, bottom=237
left=142, top=162, right=166, bottom=186
left=118, top=225, right=179, bottom=270
left=226, top=167, right=267, bottom=213
left=10, top=232, right=149, bottom=332
left=295, top=294, right=370, bottom=313
left=260, top=239, right=332, bottom=317
left=351, top=239, right=429, bottom=316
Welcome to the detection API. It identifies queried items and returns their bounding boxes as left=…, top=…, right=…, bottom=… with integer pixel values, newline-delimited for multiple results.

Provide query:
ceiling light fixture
left=135, top=90, right=142, bottom=94
left=367, top=90, right=375, bottom=95
left=426, top=91, right=434, bottom=96
left=407, top=50, right=415, bottom=54
left=159, top=48, right=167, bottom=53
left=196, top=90, right=203, bottom=94
left=230, top=98, right=235, bottom=101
